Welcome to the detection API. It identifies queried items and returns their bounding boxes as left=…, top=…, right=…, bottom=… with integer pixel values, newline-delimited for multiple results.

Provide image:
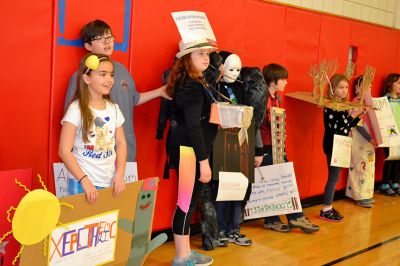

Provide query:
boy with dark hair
left=64, top=19, right=169, bottom=162
left=258, top=63, right=320, bottom=234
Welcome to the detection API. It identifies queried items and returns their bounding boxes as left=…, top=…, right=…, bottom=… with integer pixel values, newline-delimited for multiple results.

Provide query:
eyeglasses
left=91, top=35, right=115, bottom=43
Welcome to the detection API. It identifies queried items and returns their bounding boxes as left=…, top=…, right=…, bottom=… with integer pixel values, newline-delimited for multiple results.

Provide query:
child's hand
left=350, top=107, right=363, bottom=118
left=254, top=156, right=263, bottom=167
left=113, top=176, right=126, bottom=198
left=81, top=178, right=98, bottom=204
left=359, top=107, right=369, bottom=117
left=199, top=159, right=212, bottom=183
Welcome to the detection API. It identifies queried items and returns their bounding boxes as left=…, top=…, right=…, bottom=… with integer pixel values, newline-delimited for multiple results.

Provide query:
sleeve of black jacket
left=156, top=98, right=171, bottom=140
left=156, top=69, right=172, bottom=140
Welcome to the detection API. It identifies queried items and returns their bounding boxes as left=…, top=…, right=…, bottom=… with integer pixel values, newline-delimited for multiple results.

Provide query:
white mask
left=222, top=54, right=241, bottom=83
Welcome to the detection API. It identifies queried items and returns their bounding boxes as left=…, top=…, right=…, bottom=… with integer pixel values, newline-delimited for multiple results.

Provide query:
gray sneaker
left=356, top=199, right=373, bottom=208
left=188, top=250, right=213, bottom=266
left=369, top=198, right=375, bottom=203
left=289, top=216, right=320, bottom=233
left=172, top=257, right=196, bottom=266
left=264, top=221, right=292, bottom=233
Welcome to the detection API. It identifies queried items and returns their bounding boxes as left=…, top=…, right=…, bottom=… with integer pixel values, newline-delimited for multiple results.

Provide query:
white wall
left=270, top=0, right=400, bottom=29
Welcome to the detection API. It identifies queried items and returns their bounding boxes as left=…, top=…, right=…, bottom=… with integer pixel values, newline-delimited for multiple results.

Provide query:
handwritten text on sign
left=244, top=162, right=302, bottom=219
left=216, top=172, right=249, bottom=201
left=331, top=134, right=352, bottom=168
left=370, top=97, right=400, bottom=147
left=48, top=210, right=118, bottom=266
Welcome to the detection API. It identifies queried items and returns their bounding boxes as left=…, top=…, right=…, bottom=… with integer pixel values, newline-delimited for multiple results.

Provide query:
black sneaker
left=331, top=208, right=344, bottom=219
left=391, top=185, right=400, bottom=196
left=217, top=231, right=229, bottom=247
left=227, top=231, right=252, bottom=246
left=319, top=209, right=344, bottom=222
left=380, top=186, right=397, bottom=196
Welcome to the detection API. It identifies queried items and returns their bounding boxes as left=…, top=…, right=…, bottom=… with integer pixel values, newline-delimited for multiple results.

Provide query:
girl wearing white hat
left=166, top=39, right=217, bottom=266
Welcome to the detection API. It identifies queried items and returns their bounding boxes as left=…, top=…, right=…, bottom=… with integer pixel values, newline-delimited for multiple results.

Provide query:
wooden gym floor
left=145, top=194, right=400, bottom=266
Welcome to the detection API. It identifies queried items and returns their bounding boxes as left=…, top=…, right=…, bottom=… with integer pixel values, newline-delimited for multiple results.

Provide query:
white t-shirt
left=62, top=100, right=125, bottom=187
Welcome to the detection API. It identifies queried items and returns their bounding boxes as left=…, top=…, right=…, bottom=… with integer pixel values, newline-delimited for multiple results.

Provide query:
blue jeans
left=215, top=200, right=242, bottom=233
left=261, top=145, right=305, bottom=224
left=68, top=178, right=105, bottom=195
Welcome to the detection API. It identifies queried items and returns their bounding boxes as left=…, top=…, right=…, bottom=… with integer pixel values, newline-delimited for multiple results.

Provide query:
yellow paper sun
left=0, top=174, right=73, bottom=265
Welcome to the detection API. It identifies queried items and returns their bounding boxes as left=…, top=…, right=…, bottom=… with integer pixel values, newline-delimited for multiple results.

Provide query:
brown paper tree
left=309, top=59, right=338, bottom=105
left=359, top=65, right=375, bottom=106
left=345, top=61, right=356, bottom=81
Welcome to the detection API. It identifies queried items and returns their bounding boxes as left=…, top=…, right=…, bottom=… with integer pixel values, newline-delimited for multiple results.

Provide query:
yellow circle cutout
left=12, top=189, right=60, bottom=245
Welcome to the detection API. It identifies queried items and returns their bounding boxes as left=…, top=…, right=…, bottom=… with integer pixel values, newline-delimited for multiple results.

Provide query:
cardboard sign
left=369, top=97, right=400, bottom=147
left=19, top=179, right=159, bottom=266
left=48, top=210, right=119, bottom=266
left=53, top=162, right=138, bottom=198
left=216, top=172, right=249, bottom=201
left=331, top=134, right=352, bottom=168
left=244, top=162, right=302, bottom=219
left=171, top=11, right=216, bottom=43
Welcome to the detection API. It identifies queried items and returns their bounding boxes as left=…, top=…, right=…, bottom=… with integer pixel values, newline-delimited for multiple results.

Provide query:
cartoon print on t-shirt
left=94, top=117, right=113, bottom=152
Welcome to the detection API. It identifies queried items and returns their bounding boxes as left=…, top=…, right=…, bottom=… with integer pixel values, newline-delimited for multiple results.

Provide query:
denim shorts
left=68, top=178, right=105, bottom=195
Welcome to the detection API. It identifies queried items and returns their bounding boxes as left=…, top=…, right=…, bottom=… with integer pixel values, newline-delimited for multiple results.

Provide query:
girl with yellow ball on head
left=59, top=53, right=127, bottom=204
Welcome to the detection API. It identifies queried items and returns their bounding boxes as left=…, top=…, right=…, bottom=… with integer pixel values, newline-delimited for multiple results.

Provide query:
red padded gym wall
left=242, top=1, right=286, bottom=66
left=0, top=1, right=52, bottom=187
left=397, top=33, right=400, bottom=70
left=194, top=0, right=245, bottom=54
left=283, top=8, right=322, bottom=198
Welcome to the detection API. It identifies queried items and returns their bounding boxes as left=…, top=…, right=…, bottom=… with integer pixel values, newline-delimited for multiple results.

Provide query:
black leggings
left=323, top=153, right=342, bottom=206
left=172, top=179, right=202, bottom=235
left=382, top=148, right=400, bottom=185
left=170, top=145, right=202, bottom=235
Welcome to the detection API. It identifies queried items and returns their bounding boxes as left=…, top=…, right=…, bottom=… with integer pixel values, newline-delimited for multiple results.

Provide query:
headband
left=84, top=55, right=108, bottom=74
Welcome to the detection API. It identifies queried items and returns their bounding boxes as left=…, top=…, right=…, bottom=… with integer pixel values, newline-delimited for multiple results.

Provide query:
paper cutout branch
left=309, top=59, right=338, bottom=106
left=287, top=60, right=377, bottom=111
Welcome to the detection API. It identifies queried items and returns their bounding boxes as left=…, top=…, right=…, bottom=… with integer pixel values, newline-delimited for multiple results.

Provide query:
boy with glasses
left=64, top=19, right=169, bottom=162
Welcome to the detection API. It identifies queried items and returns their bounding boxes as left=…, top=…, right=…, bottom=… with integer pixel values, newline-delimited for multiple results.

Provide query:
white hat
left=176, top=39, right=218, bottom=59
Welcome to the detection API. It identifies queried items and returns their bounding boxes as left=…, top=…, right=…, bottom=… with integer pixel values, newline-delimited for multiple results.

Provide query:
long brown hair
left=73, top=53, right=113, bottom=143
left=382, top=73, right=400, bottom=95
left=328, top=74, right=349, bottom=101
left=166, top=53, right=204, bottom=97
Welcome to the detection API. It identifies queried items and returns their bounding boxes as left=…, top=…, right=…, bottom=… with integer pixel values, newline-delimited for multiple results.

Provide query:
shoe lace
left=299, top=216, right=311, bottom=224
left=187, top=260, right=195, bottom=266
left=331, top=208, right=339, bottom=214
left=190, top=250, right=209, bottom=261
left=233, top=231, right=243, bottom=238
